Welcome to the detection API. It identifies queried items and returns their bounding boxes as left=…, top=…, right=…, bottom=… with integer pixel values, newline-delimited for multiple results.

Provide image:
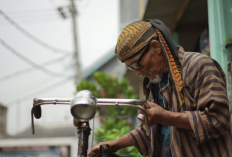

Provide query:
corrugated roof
left=144, top=0, right=208, bottom=31
left=143, top=0, right=208, bottom=51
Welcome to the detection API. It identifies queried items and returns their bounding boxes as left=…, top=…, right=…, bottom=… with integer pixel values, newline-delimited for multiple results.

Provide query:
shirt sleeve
left=127, top=124, right=150, bottom=156
left=184, top=53, right=230, bottom=145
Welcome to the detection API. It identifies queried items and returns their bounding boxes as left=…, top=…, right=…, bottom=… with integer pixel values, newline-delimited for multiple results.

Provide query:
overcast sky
left=0, top=0, right=119, bottom=135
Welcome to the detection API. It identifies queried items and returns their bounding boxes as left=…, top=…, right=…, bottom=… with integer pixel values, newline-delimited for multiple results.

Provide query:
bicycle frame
left=31, top=90, right=149, bottom=157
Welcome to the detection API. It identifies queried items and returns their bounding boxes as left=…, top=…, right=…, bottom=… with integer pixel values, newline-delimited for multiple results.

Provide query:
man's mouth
left=142, top=72, right=153, bottom=77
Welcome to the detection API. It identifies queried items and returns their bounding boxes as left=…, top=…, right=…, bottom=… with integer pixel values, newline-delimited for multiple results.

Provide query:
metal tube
left=33, top=98, right=72, bottom=106
left=32, top=98, right=149, bottom=136
left=77, top=122, right=91, bottom=157
left=33, top=98, right=145, bottom=107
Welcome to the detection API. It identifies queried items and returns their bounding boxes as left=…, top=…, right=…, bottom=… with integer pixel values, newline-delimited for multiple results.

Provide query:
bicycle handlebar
left=31, top=90, right=150, bottom=157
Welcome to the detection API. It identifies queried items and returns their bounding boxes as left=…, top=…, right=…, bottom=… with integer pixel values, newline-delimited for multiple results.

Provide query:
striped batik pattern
left=127, top=46, right=232, bottom=157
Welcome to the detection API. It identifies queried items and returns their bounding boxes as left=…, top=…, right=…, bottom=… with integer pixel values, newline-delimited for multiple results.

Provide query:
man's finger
left=142, top=102, right=151, bottom=109
left=88, top=146, right=99, bottom=157
left=88, top=151, right=98, bottom=157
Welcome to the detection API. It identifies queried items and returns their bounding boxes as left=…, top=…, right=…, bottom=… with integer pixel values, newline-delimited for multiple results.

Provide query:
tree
left=76, top=71, right=142, bottom=156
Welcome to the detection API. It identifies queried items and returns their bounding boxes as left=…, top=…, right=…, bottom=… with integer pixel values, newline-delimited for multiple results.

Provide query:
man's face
left=124, top=40, right=167, bottom=80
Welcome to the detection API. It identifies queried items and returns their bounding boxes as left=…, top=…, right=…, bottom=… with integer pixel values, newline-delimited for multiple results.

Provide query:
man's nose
left=134, top=69, right=142, bottom=76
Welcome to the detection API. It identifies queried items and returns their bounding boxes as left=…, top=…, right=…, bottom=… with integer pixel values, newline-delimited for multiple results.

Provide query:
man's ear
left=151, top=40, right=162, bottom=55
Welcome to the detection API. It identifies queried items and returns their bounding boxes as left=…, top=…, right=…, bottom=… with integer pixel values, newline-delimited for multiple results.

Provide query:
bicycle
left=31, top=90, right=149, bottom=157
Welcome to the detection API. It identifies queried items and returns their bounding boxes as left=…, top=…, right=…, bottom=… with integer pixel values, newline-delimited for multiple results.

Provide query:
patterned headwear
left=114, top=20, right=158, bottom=62
left=114, top=19, right=184, bottom=109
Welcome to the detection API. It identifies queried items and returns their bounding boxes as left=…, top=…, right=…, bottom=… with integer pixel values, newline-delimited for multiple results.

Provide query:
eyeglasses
left=126, top=42, right=151, bottom=71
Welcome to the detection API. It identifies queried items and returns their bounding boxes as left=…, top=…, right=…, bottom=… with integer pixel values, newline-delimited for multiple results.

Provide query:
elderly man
left=88, top=19, right=232, bottom=157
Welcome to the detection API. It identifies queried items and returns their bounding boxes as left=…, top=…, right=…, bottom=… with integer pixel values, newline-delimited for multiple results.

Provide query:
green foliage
left=225, top=35, right=232, bottom=45
left=95, top=120, right=141, bottom=156
left=77, top=79, right=100, bottom=98
left=76, top=71, right=141, bottom=156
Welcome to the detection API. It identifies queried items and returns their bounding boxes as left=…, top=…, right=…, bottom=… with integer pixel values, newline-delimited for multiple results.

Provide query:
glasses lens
left=126, top=62, right=143, bottom=71
left=125, top=65, right=134, bottom=71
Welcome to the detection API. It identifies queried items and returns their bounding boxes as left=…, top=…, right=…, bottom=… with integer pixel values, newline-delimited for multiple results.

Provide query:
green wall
left=208, top=0, right=232, bottom=78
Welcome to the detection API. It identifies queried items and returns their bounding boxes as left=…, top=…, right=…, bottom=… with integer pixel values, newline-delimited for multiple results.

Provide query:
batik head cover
left=114, top=20, right=158, bottom=62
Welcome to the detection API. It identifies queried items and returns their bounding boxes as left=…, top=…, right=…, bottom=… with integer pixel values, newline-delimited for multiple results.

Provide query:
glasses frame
left=126, top=41, right=152, bottom=71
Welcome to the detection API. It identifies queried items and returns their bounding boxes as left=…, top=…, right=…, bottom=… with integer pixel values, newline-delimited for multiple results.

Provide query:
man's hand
left=87, top=141, right=115, bottom=157
left=87, top=134, right=133, bottom=157
left=138, top=101, right=166, bottom=126
left=138, top=101, right=192, bottom=130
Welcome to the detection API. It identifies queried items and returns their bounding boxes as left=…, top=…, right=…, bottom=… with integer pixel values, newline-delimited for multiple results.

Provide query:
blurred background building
left=0, top=0, right=232, bottom=156
left=0, top=104, right=7, bottom=138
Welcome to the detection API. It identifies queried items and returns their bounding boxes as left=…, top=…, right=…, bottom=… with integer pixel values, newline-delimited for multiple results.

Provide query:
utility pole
left=58, top=0, right=81, bottom=84
left=17, top=100, right=20, bottom=133
left=70, top=0, right=81, bottom=84
left=139, top=0, right=145, bottom=19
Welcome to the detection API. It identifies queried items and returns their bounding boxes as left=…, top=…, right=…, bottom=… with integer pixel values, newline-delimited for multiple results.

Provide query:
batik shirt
left=127, top=46, right=232, bottom=157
